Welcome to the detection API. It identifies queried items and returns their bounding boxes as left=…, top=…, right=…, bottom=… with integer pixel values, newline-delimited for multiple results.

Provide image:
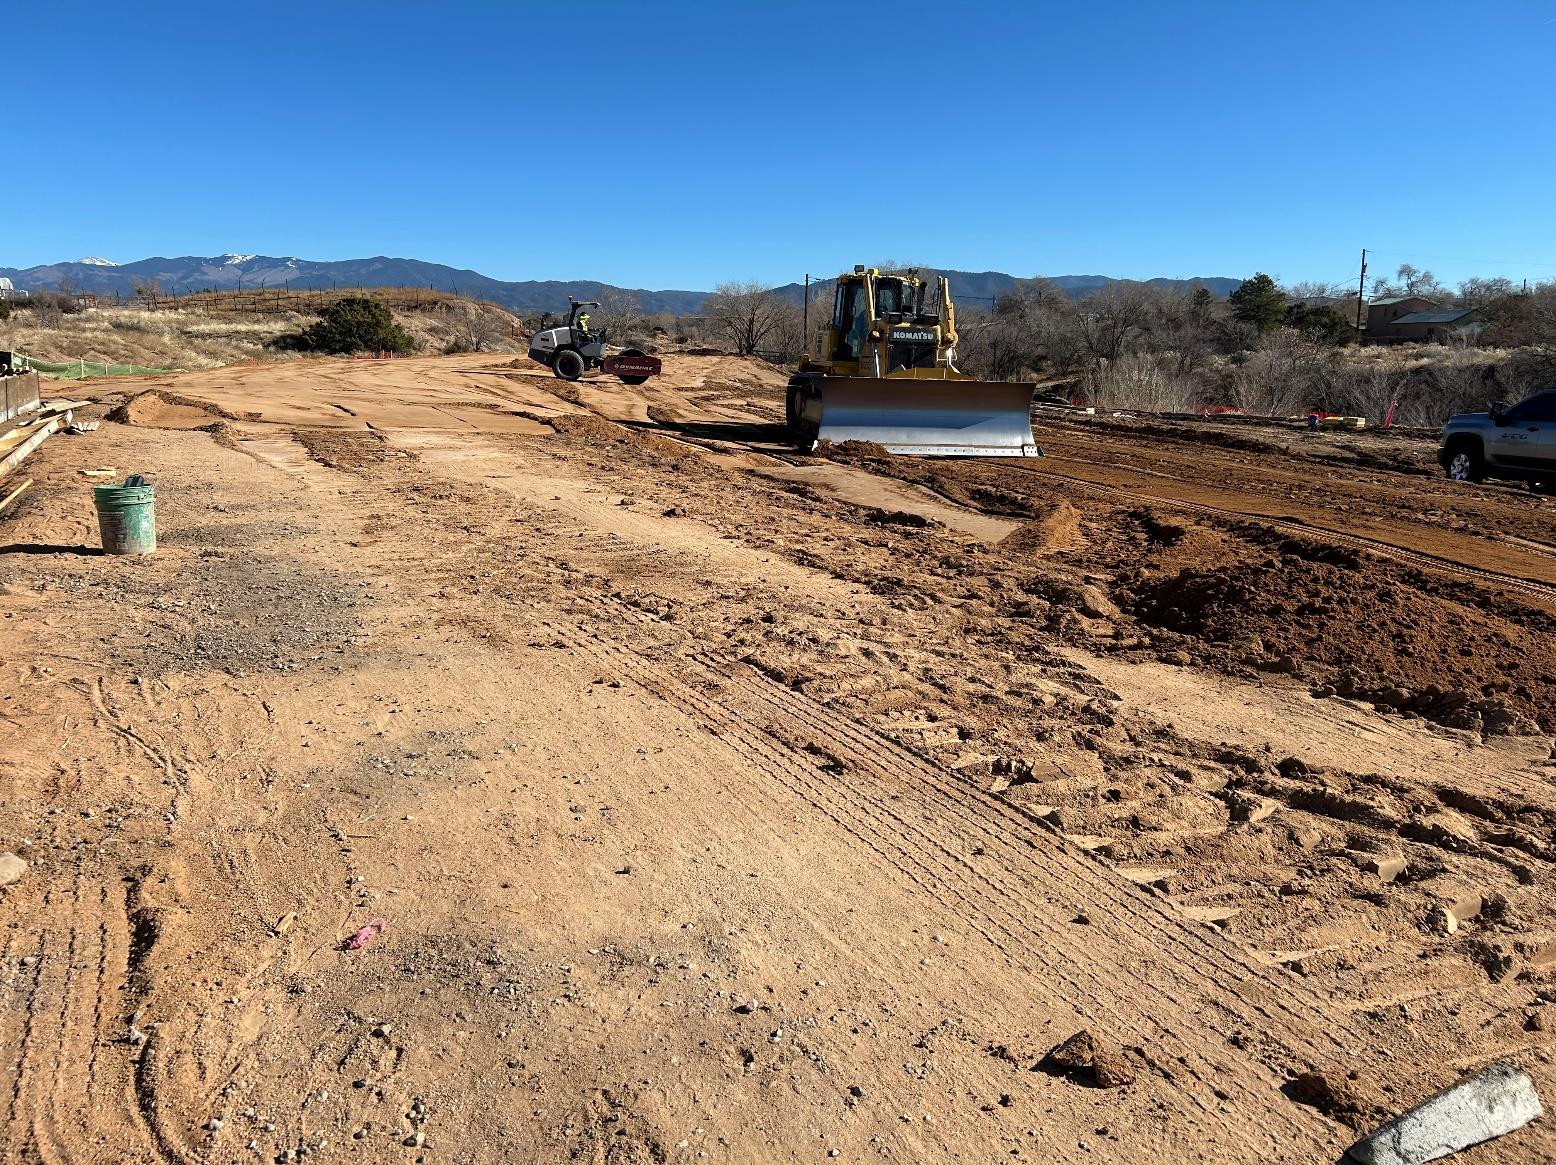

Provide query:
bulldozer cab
left=812, top=268, right=950, bottom=378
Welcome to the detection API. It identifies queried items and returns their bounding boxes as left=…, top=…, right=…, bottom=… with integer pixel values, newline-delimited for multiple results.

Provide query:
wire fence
left=10, top=353, right=178, bottom=379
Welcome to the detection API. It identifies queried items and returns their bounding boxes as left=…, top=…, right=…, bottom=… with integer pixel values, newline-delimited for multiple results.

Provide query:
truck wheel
left=1444, top=442, right=1485, bottom=483
left=553, top=349, right=586, bottom=381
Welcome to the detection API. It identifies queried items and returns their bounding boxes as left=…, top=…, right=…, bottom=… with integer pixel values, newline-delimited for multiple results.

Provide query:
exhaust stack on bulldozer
left=786, top=267, right=1041, bottom=457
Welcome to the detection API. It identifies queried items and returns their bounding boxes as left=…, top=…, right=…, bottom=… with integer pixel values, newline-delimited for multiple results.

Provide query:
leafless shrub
left=592, top=290, right=645, bottom=342
left=1083, top=352, right=1201, bottom=413
left=1076, top=283, right=1154, bottom=363
left=957, top=281, right=1084, bottom=380
left=1228, top=329, right=1339, bottom=416
left=33, top=299, right=62, bottom=330
left=703, top=281, right=792, bottom=356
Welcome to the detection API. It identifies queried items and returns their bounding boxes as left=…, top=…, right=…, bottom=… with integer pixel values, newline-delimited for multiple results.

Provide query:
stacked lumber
left=0, top=396, right=91, bottom=481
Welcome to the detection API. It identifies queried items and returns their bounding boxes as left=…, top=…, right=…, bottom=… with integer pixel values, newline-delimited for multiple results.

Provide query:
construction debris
left=0, top=478, right=31, bottom=515
left=343, top=918, right=387, bottom=951
left=1347, top=1062, right=1543, bottom=1165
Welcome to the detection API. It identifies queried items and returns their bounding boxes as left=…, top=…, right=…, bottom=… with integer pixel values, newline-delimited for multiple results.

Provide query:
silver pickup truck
left=1439, top=388, right=1556, bottom=491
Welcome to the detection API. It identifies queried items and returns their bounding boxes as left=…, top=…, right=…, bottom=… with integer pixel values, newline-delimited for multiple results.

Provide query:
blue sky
left=4, top=0, right=1554, bottom=290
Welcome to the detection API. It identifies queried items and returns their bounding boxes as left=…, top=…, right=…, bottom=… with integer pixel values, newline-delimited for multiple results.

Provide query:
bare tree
left=1285, top=280, right=1349, bottom=300
left=1075, top=283, right=1154, bottom=363
left=444, top=302, right=514, bottom=353
left=1229, top=329, right=1339, bottom=416
left=703, top=281, right=790, bottom=356
left=1371, top=263, right=1447, bottom=301
left=1457, top=276, right=1516, bottom=307
left=593, top=290, right=645, bottom=343
left=957, top=280, right=1083, bottom=381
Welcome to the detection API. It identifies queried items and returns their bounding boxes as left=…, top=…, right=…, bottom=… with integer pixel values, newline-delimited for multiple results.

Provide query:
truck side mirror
left=1490, top=401, right=1508, bottom=424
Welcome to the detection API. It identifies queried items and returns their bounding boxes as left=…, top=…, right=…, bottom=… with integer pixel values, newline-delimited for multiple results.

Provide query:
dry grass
left=0, top=290, right=525, bottom=372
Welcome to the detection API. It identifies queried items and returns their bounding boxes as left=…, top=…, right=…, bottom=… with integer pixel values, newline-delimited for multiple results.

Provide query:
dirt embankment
left=0, top=291, right=525, bottom=372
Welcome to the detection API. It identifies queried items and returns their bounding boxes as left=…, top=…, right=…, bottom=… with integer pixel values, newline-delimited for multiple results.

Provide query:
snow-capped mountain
left=0, top=254, right=1243, bottom=315
left=0, top=254, right=710, bottom=314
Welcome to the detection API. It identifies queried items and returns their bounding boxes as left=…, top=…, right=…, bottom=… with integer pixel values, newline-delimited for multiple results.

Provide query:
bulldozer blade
left=808, top=378, right=1042, bottom=457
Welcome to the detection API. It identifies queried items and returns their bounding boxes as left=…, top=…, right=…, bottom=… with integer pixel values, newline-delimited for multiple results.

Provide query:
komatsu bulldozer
left=786, top=266, right=1041, bottom=456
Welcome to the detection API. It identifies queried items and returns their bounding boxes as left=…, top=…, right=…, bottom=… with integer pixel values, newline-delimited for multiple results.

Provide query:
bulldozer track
left=1008, top=465, right=1556, bottom=604
left=537, top=595, right=1352, bottom=1154
left=651, top=418, right=1556, bottom=603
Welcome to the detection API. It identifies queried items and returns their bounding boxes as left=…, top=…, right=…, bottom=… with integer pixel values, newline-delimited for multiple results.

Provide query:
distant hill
left=0, top=254, right=1241, bottom=314
left=768, top=271, right=1242, bottom=306
left=0, top=254, right=707, bottom=316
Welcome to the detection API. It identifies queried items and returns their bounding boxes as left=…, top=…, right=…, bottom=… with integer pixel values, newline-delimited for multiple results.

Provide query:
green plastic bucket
left=94, top=479, right=156, bottom=555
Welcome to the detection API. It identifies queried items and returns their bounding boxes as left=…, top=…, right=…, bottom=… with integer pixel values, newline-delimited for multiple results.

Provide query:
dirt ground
left=2, top=352, right=1554, bottom=1164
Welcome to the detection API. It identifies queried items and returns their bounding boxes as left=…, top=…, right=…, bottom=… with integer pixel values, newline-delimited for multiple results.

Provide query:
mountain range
left=0, top=254, right=1241, bottom=314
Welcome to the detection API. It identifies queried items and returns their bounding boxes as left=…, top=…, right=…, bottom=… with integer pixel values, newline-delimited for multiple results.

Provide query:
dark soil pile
left=548, top=414, right=697, bottom=463
left=1122, top=543, right=1556, bottom=734
left=293, top=427, right=408, bottom=471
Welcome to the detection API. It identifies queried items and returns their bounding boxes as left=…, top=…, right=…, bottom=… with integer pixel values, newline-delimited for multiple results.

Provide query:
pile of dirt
left=817, top=439, right=891, bottom=460
left=104, top=390, right=236, bottom=429
left=293, top=427, right=410, bottom=472
left=548, top=413, right=697, bottom=463
left=1122, top=543, right=1556, bottom=733
left=1001, top=500, right=1085, bottom=557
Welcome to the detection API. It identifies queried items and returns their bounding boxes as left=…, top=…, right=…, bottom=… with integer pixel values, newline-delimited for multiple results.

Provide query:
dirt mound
left=293, top=427, right=410, bottom=471
left=817, top=439, right=891, bottom=460
left=1124, top=544, right=1556, bottom=733
left=105, top=390, right=230, bottom=429
left=548, top=413, right=695, bottom=462
left=1002, top=500, right=1084, bottom=556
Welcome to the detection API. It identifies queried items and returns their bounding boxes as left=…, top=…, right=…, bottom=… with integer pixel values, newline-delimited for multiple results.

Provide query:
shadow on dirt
left=0, top=543, right=102, bottom=556
left=623, top=417, right=794, bottom=450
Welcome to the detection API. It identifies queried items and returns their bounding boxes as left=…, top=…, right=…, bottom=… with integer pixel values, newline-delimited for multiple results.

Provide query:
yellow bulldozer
left=786, top=266, right=1041, bottom=456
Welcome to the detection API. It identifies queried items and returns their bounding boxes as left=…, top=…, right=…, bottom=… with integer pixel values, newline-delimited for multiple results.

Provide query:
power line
left=1362, top=248, right=1556, bottom=270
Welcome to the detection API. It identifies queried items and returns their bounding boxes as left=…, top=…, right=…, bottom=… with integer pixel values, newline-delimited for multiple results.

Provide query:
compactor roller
left=787, top=267, right=1041, bottom=457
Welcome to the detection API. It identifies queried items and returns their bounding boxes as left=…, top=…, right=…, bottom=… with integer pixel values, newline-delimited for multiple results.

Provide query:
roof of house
left=1391, top=308, right=1479, bottom=325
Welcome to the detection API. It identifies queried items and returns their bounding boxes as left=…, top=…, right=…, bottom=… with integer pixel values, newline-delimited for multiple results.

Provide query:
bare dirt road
left=2, top=353, right=1553, bottom=1164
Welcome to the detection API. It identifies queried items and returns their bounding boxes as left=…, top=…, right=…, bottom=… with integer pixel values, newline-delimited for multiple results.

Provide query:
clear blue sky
left=5, top=0, right=1554, bottom=290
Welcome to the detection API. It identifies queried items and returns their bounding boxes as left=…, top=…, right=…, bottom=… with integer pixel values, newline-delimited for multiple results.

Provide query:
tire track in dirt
left=0, top=932, right=42, bottom=1162
left=541, top=608, right=1347, bottom=1155
left=2, top=876, right=176, bottom=1165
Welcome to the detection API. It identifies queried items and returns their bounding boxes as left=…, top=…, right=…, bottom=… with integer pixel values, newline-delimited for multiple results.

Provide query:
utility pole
left=1355, top=248, right=1368, bottom=333
left=802, top=273, right=809, bottom=352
